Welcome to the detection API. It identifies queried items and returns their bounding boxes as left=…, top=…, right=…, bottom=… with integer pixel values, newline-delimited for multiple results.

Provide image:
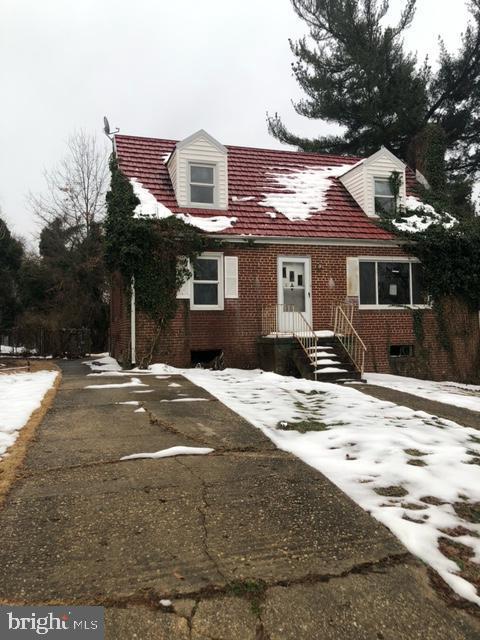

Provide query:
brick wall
left=110, top=243, right=480, bottom=381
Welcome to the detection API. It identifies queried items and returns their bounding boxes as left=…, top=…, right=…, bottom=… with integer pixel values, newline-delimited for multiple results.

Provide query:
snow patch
left=86, top=377, right=147, bottom=389
left=130, top=178, right=237, bottom=232
left=120, top=446, right=214, bottom=461
left=83, top=355, right=122, bottom=373
left=0, top=371, right=58, bottom=457
left=365, top=373, right=480, bottom=412
left=159, top=398, right=209, bottom=403
left=146, top=364, right=480, bottom=606
left=259, top=165, right=352, bottom=221
left=393, top=196, right=457, bottom=233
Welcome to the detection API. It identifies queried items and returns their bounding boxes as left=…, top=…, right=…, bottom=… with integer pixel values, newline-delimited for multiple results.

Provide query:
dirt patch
left=374, top=486, right=408, bottom=498
left=438, top=537, right=480, bottom=593
left=453, top=502, right=480, bottom=524
left=401, top=502, right=428, bottom=511
left=277, top=420, right=329, bottom=433
left=402, top=514, right=426, bottom=524
left=440, top=526, right=480, bottom=538
left=420, top=496, right=447, bottom=506
left=0, top=363, right=61, bottom=509
left=404, top=449, right=428, bottom=457
left=407, top=459, right=428, bottom=467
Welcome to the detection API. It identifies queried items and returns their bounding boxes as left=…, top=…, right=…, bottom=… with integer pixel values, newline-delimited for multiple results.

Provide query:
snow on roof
left=259, top=165, right=353, bottom=221
left=114, top=134, right=420, bottom=241
left=131, top=178, right=237, bottom=232
left=392, top=196, right=457, bottom=234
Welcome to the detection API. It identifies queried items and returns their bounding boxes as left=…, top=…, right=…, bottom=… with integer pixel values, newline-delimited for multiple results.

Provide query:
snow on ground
left=1, top=345, right=26, bottom=355
left=147, top=363, right=480, bottom=605
left=365, top=373, right=480, bottom=413
left=86, top=377, right=147, bottom=389
left=160, top=398, right=209, bottom=403
left=259, top=165, right=351, bottom=221
left=0, top=370, right=58, bottom=458
left=83, top=354, right=122, bottom=373
left=120, top=446, right=214, bottom=461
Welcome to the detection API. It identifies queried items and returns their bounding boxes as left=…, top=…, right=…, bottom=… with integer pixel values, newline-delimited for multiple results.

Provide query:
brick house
left=110, top=129, right=478, bottom=381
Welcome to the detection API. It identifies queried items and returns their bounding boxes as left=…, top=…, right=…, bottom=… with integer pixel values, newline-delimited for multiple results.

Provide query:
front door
left=277, top=257, right=312, bottom=332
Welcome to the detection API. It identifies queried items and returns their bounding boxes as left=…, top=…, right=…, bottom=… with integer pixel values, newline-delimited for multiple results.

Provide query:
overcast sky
left=0, top=0, right=472, bottom=245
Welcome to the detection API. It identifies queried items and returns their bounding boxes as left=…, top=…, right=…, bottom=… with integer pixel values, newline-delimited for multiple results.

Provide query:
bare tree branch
left=29, top=130, right=109, bottom=239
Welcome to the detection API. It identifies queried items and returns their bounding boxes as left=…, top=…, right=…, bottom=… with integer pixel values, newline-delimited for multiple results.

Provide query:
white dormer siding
left=167, top=130, right=228, bottom=210
left=339, top=147, right=406, bottom=217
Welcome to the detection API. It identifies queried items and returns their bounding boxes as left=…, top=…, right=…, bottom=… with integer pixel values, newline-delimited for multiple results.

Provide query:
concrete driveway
left=0, top=360, right=478, bottom=639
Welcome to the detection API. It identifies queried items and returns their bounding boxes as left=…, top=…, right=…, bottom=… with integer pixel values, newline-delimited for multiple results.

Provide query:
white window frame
left=188, top=162, right=217, bottom=208
left=358, top=256, right=430, bottom=310
left=373, top=177, right=396, bottom=216
left=191, top=252, right=224, bottom=311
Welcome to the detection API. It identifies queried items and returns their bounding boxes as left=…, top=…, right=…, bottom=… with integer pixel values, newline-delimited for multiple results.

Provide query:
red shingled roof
left=115, top=134, right=417, bottom=241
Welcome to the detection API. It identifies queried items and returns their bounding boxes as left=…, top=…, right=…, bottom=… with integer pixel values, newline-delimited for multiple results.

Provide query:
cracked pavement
left=0, top=360, right=478, bottom=639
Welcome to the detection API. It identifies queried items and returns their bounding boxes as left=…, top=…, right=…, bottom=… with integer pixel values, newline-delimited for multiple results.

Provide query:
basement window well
left=191, top=349, right=224, bottom=369
left=389, top=345, right=414, bottom=358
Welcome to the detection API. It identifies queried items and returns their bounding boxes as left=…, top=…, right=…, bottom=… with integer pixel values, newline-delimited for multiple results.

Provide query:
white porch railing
left=332, top=305, right=367, bottom=376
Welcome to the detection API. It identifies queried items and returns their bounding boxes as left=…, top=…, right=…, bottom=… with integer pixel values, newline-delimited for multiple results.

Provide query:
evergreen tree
left=0, top=216, right=23, bottom=333
left=269, top=1, right=480, bottom=186
left=18, top=217, right=108, bottom=351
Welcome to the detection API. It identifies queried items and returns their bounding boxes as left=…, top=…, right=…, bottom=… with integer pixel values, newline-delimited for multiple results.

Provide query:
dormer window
left=374, top=178, right=395, bottom=216
left=190, top=164, right=215, bottom=206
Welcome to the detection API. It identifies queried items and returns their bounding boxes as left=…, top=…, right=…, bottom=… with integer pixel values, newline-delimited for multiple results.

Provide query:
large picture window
left=359, top=260, right=427, bottom=307
left=191, top=255, right=223, bottom=310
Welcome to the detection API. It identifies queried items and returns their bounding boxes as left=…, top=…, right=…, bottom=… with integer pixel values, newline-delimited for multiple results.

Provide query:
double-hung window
left=190, top=164, right=215, bottom=205
left=374, top=178, right=395, bottom=216
left=191, top=254, right=224, bottom=310
left=359, top=260, right=427, bottom=307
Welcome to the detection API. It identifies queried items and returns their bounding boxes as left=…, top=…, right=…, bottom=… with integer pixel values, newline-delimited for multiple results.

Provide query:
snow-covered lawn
left=365, top=373, right=480, bottom=412
left=0, top=370, right=58, bottom=458
left=145, top=364, right=480, bottom=605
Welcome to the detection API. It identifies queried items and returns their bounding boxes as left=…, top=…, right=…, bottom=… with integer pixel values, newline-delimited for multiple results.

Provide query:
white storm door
left=277, top=257, right=312, bottom=332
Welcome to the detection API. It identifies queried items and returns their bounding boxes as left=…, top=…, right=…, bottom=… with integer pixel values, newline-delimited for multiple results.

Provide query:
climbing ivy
left=104, top=157, right=207, bottom=365
left=389, top=170, right=403, bottom=217
left=377, top=167, right=480, bottom=312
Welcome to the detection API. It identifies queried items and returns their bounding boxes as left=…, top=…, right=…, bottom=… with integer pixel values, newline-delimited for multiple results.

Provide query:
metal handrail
left=333, top=305, right=367, bottom=375
left=330, top=301, right=355, bottom=326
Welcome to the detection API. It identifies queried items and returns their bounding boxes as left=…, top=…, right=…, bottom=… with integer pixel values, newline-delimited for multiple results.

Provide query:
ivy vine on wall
left=104, top=157, right=207, bottom=366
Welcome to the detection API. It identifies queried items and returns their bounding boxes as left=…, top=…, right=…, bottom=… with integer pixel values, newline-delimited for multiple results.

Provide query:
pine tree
left=269, top=0, right=480, bottom=187
left=0, top=216, right=23, bottom=333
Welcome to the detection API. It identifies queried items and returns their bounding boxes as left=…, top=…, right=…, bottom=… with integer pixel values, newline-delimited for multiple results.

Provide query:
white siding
left=364, top=154, right=406, bottom=217
left=174, top=133, right=228, bottom=209
left=340, top=148, right=406, bottom=218
left=167, top=150, right=178, bottom=199
left=340, top=165, right=366, bottom=212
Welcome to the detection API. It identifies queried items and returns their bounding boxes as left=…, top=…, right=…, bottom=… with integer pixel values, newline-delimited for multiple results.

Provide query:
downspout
left=131, top=276, right=136, bottom=366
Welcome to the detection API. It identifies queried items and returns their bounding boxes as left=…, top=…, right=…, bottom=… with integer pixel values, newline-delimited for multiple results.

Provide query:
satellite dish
left=103, top=116, right=119, bottom=139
